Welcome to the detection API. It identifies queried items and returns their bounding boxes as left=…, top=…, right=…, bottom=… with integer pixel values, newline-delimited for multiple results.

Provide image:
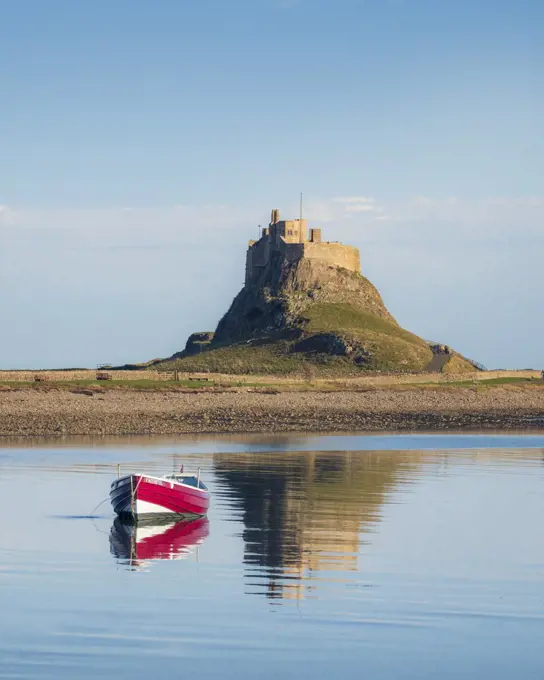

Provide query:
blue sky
left=1, top=0, right=542, bottom=369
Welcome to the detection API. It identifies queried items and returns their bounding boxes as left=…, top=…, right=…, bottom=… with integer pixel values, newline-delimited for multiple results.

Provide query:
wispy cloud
left=0, top=206, right=21, bottom=227
left=395, top=196, right=544, bottom=236
left=0, top=204, right=255, bottom=233
left=328, top=196, right=388, bottom=219
left=333, top=196, right=377, bottom=204
left=3, top=196, right=543, bottom=247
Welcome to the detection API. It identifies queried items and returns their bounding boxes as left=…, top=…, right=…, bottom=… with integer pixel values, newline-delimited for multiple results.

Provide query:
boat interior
left=164, top=474, right=208, bottom=491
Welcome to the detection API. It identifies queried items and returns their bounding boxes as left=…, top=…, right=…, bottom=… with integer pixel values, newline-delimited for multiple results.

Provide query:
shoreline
left=1, top=386, right=543, bottom=437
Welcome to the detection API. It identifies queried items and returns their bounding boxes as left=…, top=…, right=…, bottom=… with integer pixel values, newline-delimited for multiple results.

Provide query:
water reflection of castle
left=213, top=451, right=418, bottom=600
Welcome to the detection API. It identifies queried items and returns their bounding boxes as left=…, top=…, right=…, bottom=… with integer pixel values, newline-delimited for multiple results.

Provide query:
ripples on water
left=1, top=433, right=544, bottom=679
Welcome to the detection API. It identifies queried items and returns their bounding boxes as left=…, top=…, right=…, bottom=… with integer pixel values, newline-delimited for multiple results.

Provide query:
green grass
left=0, top=379, right=217, bottom=390
left=304, top=303, right=433, bottom=372
left=159, top=341, right=343, bottom=376
left=431, top=377, right=544, bottom=388
left=440, top=354, right=482, bottom=374
left=1, top=374, right=541, bottom=393
left=157, top=303, right=441, bottom=375
left=305, top=304, right=419, bottom=345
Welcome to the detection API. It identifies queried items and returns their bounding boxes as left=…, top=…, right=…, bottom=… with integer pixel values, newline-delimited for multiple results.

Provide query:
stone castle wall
left=278, top=242, right=360, bottom=270
left=301, top=242, right=360, bottom=272
left=245, top=237, right=270, bottom=283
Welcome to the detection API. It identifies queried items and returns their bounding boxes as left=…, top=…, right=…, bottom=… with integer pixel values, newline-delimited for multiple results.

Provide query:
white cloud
left=392, top=196, right=544, bottom=237
left=333, top=196, right=377, bottom=204
left=0, top=206, right=21, bottom=227
left=331, top=195, right=387, bottom=220
left=0, top=204, right=256, bottom=234
left=345, top=203, right=383, bottom=214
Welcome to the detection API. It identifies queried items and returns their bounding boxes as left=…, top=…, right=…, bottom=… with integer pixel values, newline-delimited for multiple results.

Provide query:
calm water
left=1, top=433, right=544, bottom=679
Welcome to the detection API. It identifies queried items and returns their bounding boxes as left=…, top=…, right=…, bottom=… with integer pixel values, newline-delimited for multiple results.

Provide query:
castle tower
left=274, top=218, right=307, bottom=244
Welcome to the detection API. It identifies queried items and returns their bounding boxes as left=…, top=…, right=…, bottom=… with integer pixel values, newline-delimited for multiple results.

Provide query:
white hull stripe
left=118, top=499, right=178, bottom=515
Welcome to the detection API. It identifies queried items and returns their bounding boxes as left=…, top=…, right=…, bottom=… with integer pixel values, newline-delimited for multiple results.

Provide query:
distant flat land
left=0, top=369, right=543, bottom=436
left=0, top=368, right=541, bottom=388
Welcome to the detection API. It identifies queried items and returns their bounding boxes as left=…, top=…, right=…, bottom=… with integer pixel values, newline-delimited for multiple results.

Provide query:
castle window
left=288, top=230, right=293, bottom=236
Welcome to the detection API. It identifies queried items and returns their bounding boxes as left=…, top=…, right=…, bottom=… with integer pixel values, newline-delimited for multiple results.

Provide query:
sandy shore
left=1, top=386, right=543, bottom=436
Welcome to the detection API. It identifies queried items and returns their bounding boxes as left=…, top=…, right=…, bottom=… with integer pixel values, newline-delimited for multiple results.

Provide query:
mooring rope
left=89, top=496, right=110, bottom=516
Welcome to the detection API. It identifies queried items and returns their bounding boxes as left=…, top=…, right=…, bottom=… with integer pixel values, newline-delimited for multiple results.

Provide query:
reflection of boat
left=110, top=470, right=210, bottom=519
left=109, top=516, right=209, bottom=567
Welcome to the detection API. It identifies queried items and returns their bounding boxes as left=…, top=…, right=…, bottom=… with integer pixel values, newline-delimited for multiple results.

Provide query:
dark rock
left=184, top=332, right=215, bottom=355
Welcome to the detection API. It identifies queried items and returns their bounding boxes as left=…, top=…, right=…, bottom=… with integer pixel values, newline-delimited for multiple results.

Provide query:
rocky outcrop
left=291, top=333, right=372, bottom=365
left=214, top=250, right=395, bottom=345
left=165, top=224, right=480, bottom=375
left=182, top=332, right=215, bottom=356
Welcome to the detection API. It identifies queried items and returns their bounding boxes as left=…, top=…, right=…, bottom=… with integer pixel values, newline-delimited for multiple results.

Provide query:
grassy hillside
left=304, top=303, right=433, bottom=371
left=157, top=303, right=438, bottom=376
left=442, top=354, right=481, bottom=374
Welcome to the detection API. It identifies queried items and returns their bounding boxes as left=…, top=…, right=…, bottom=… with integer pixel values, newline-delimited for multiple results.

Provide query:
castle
left=245, top=208, right=361, bottom=286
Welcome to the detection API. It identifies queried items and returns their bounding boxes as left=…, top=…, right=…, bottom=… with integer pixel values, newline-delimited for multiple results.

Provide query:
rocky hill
left=156, top=211, right=478, bottom=376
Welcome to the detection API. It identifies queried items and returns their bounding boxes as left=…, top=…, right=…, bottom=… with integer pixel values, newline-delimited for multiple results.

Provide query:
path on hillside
left=425, top=351, right=451, bottom=373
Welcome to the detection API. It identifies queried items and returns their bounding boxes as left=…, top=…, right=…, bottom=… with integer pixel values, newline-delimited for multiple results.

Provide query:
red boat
left=110, top=469, right=210, bottom=520
left=109, top=516, right=209, bottom=568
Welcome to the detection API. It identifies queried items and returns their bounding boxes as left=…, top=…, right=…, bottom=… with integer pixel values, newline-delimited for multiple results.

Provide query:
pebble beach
left=1, top=385, right=543, bottom=436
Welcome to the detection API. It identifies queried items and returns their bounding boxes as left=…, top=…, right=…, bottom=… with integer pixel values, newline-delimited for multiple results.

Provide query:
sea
left=1, top=432, right=544, bottom=679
